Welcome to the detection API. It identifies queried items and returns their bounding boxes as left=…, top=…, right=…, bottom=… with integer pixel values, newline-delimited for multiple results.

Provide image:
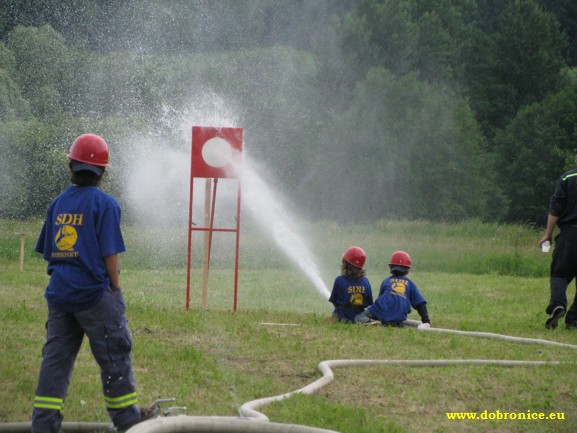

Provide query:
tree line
left=1, top=0, right=576, bottom=225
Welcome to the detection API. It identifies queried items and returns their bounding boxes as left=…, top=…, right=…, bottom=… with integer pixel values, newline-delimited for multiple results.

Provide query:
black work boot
left=117, top=404, right=160, bottom=432
left=546, top=305, right=566, bottom=329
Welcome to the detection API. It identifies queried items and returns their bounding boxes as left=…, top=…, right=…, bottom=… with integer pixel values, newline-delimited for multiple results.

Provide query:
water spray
left=237, top=158, right=330, bottom=300
left=122, top=97, right=330, bottom=307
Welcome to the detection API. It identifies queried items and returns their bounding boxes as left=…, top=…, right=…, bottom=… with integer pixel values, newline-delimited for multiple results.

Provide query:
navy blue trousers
left=32, top=287, right=140, bottom=433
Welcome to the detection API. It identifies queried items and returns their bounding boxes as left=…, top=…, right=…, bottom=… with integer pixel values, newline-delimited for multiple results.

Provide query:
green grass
left=1, top=219, right=576, bottom=433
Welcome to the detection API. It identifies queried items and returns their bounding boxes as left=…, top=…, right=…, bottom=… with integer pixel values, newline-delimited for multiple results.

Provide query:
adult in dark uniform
left=539, top=152, right=577, bottom=330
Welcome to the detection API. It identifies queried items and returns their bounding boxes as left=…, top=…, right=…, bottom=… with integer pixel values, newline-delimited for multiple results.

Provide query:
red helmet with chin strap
left=343, top=246, right=366, bottom=269
left=389, top=251, right=412, bottom=268
left=68, top=134, right=109, bottom=166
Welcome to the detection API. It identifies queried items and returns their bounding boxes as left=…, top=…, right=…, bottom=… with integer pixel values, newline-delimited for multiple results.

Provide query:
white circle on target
left=202, top=137, right=233, bottom=168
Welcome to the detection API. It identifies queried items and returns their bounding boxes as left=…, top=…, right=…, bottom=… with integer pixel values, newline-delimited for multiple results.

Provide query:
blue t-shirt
left=329, top=275, right=373, bottom=321
left=368, top=275, right=426, bottom=323
left=36, top=186, right=126, bottom=312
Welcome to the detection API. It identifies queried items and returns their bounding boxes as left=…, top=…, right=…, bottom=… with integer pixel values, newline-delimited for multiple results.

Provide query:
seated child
left=328, top=246, right=373, bottom=323
left=355, top=251, right=430, bottom=327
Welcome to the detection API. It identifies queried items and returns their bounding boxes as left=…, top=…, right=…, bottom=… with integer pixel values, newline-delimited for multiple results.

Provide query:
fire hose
left=1, top=321, right=575, bottom=433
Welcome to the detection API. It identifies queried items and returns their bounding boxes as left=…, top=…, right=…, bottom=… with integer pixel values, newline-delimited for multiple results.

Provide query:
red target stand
left=186, top=126, right=243, bottom=312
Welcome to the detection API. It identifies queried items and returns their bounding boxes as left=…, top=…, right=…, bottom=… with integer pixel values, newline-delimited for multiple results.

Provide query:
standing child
left=32, top=134, right=159, bottom=433
left=355, top=251, right=431, bottom=327
left=329, top=246, right=373, bottom=323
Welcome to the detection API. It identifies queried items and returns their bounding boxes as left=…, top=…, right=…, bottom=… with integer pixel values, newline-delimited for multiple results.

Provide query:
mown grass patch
left=1, top=218, right=574, bottom=432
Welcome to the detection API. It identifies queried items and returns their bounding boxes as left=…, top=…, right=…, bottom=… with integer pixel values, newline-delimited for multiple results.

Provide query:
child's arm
left=415, top=302, right=431, bottom=325
left=104, top=253, right=121, bottom=289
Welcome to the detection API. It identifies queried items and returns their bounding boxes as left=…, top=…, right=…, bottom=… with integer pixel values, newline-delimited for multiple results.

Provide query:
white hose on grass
left=3, top=321, right=575, bottom=433
left=126, top=416, right=339, bottom=433
left=239, top=320, right=577, bottom=420
left=239, top=359, right=561, bottom=420
left=0, top=419, right=340, bottom=433
left=404, top=319, right=577, bottom=349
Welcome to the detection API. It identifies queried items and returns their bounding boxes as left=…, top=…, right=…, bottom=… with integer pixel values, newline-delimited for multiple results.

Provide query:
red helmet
left=343, top=246, right=366, bottom=268
left=389, top=251, right=412, bottom=268
left=68, top=134, right=109, bottom=166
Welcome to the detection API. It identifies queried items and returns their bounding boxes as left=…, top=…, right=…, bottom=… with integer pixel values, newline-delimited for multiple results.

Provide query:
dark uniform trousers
left=550, top=226, right=577, bottom=323
left=32, top=287, right=140, bottom=433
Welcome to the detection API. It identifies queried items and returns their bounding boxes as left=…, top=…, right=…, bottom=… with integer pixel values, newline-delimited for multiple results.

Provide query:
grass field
left=1, top=218, right=576, bottom=433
